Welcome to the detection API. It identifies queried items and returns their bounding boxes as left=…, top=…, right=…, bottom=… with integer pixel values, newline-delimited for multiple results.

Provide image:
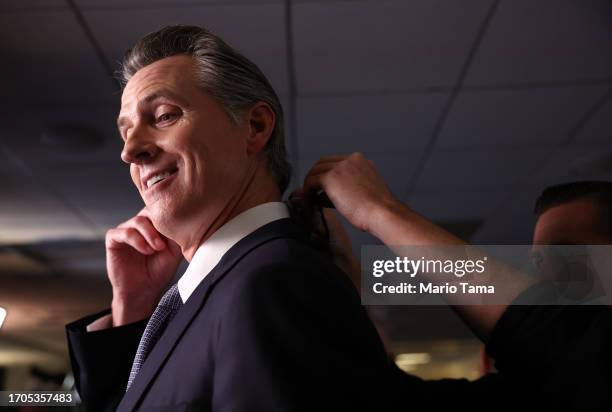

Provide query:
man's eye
left=157, top=113, right=177, bottom=123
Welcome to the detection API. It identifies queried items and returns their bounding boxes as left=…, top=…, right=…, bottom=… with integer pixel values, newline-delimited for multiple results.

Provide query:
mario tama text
left=372, top=281, right=494, bottom=295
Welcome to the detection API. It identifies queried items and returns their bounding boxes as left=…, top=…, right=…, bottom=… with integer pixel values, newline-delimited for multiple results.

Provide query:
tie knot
left=158, top=283, right=182, bottom=310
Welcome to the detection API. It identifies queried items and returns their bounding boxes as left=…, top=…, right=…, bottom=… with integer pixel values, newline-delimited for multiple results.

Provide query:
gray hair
left=121, top=25, right=292, bottom=194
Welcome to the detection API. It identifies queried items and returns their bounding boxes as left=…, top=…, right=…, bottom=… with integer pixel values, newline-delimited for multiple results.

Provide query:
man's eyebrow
left=140, top=89, right=189, bottom=107
left=116, top=89, right=189, bottom=132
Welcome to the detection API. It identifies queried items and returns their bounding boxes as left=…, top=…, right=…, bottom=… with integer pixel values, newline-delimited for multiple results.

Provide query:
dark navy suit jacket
left=66, top=217, right=612, bottom=411
left=66, top=218, right=402, bottom=411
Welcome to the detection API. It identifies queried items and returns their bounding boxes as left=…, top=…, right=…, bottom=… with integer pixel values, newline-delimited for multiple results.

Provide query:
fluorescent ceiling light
left=395, top=352, right=431, bottom=373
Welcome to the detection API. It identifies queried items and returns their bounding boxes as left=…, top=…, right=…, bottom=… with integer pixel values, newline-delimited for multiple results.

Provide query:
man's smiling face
left=117, top=54, right=250, bottom=232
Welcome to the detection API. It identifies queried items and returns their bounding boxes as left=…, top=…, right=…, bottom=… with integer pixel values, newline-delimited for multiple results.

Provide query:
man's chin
left=146, top=206, right=177, bottom=236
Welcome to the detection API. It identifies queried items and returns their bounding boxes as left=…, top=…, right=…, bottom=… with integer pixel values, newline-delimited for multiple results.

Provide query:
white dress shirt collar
left=177, top=201, right=290, bottom=303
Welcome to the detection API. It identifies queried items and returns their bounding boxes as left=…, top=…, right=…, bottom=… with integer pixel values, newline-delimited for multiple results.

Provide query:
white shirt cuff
left=86, top=314, right=113, bottom=332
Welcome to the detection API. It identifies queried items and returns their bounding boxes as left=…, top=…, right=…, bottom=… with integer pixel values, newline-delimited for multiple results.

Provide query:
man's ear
left=246, top=101, right=275, bottom=155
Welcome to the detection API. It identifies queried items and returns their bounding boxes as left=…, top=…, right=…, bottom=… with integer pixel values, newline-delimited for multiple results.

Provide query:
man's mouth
left=145, top=167, right=178, bottom=189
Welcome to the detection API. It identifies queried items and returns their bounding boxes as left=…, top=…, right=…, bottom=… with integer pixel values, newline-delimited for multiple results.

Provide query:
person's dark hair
left=534, top=181, right=612, bottom=231
left=121, top=25, right=292, bottom=194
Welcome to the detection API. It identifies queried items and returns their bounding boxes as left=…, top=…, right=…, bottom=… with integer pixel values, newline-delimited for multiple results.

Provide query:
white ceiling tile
left=409, top=189, right=508, bottom=221
left=574, top=93, right=612, bottom=143
left=495, top=186, right=544, bottom=217
left=415, top=146, right=551, bottom=191
left=466, top=0, right=612, bottom=85
left=530, top=143, right=612, bottom=187
left=297, top=92, right=448, bottom=154
left=437, top=85, right=608, bottom=148
left=471, top=210, right=536, bottom=244
left=297, top=152, right=421, bottom=197
left=30, top=159, right=134, bottom=200
left=293, top=0, right=494, bottom=94
left=0, top=1, right=64, bottom=11
left=1, top=105, right=123, bottom=167
left=75, top=0, right=280, bottom=7
left=0, top=10, right=117, bottom=105
left=278, top=95, right=296, bottom=157
left=470, top=187, right=541, bottom=244
left=82, top=4, right=289, bottom=94
left=36, top=161, right=144, bottom=229
left=0, top=152, right=99, bottom=244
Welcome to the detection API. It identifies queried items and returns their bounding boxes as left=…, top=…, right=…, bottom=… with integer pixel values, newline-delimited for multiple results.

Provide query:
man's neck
left=180, top=172, right=281, bottom=262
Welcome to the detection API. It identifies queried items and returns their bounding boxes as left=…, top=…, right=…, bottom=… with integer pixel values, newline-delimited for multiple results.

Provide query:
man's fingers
left=117, top=215, right=166, bottom=251
left=106, top=227, right=156, bottom=255
left=129, top=216, right=166, bottom=250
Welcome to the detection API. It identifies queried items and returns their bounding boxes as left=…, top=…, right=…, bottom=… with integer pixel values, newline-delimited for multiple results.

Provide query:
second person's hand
left=302, top=152, right=400, bottom=233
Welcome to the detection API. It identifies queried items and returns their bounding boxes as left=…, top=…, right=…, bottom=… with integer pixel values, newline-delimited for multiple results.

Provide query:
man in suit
left=66, top=25, right=400, bottom=411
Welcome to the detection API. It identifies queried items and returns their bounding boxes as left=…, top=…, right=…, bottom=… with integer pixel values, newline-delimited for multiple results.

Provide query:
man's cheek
left=130, top=166, right=140, bottom=188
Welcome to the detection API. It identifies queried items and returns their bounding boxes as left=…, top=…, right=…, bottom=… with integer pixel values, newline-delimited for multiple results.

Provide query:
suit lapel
left=118, top=218, right=303, bottom=411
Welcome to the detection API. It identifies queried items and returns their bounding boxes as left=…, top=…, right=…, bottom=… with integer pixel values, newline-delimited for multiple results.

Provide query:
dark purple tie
left=126, top=284, right=182, bottom=391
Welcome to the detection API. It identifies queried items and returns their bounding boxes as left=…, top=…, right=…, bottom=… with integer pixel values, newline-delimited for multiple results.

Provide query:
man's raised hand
left=105, top=208, right=183, bottom=326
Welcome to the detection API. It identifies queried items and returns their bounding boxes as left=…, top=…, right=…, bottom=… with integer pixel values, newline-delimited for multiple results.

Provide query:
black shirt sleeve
left=485, top=283, right=612, bottom=410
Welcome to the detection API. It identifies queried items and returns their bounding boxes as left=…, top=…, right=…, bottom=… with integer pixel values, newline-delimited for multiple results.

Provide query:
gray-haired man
left=66, top=26, right=400, bottom=411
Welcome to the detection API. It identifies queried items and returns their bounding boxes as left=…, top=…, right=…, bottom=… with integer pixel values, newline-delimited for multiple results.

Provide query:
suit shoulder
left=240, top=235, right=350, bottom=282
left=218, top=235, right=359, bottom=307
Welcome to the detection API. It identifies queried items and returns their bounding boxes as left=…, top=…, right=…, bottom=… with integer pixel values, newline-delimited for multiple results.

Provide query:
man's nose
left=121, top=126, right=159, bottom=164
